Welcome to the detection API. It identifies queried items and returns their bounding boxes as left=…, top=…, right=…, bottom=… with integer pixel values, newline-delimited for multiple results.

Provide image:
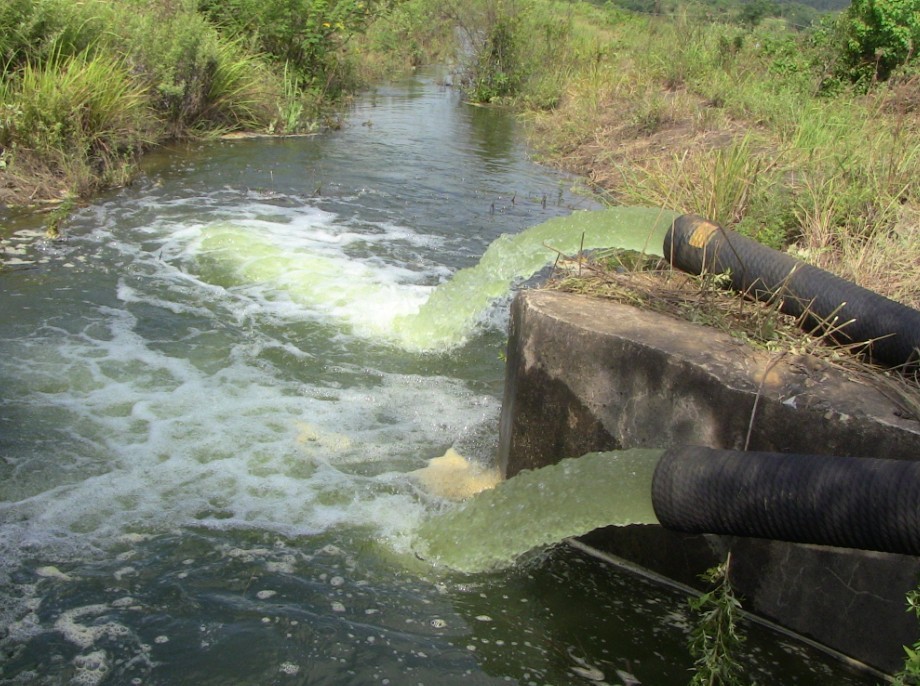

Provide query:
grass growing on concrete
left=545, top=245, right=920, bottom=420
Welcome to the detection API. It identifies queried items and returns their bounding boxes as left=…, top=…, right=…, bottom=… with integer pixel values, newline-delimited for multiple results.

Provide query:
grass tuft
left=1, top=48, right=155, bottom=198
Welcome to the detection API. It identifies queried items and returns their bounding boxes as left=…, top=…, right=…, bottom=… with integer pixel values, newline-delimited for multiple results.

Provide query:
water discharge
left=415, top=449, right=663, bottom=573
left=0, top=69, right=876, bottom=685
left=392, top=207, right=674, bottom=350
left=192, top=206, right=675, bottom=351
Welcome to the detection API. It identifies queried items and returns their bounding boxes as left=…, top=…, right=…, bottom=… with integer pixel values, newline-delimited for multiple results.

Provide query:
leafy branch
left=688, top=554, right=749, bottom=686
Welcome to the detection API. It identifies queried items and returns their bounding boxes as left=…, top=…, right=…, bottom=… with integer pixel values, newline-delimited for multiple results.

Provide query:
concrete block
left=499, top=289, right=920, bottom=672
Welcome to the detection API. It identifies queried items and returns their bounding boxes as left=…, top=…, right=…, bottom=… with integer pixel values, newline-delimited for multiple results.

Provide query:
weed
left=895, top=583, right=920, bottom=685
left=687, top=555, right=748, bottom=686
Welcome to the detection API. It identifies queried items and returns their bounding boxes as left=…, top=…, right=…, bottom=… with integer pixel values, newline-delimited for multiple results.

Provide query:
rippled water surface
left=0, top=69, right=875, bottom=685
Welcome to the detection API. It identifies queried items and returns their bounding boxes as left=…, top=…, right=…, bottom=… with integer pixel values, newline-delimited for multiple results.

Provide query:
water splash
left=392, top=206, right=676, bottom=350
left=413, top=449, right=664, bottom=573
left=192, top=206, right=676, bottom=351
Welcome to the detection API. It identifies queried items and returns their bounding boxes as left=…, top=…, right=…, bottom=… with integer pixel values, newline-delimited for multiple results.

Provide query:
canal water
left=0, top=70, right=876, bottom=684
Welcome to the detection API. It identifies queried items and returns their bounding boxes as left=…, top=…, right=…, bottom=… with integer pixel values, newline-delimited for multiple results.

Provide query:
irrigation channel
left=0, top=68, right=876, bottom=685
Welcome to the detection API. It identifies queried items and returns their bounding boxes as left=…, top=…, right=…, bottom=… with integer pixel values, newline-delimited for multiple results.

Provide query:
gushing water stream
left=0, top=69, right=873, bottom=685
left=415, top=450, right=663, bottom=573
left=192, top=205, right=674, bottom=351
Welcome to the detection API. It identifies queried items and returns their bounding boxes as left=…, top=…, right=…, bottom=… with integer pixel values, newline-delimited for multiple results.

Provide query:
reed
left=1, top=48, right=155, bottom=197
left=197, top=39, right=278, bottom=134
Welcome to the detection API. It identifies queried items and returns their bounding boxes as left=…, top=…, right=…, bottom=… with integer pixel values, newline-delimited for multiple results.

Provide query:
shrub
left=0, top=0, right=108, bottom=70
left=198, top=0, right=379, bottom=96
left=833, top=0, right=920, bottom=87
left=0, top=50, right=156, bottom=197
left=111, top=2, right=231, bottom=133
left=468, top=13, right=522, bottom=101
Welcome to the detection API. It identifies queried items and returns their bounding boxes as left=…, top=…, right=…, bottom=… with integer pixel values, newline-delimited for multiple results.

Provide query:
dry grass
left=519, top=8, right=920, bottom=311
left=529, top=79, right=920, bottom=308
left=543, top=249, right=920, bottom=419
left=792, top=205, right=920, bottom=308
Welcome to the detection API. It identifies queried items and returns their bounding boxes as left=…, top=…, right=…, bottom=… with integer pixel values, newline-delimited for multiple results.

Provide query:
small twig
left=550, top=248, right=562, bottom=279
left=745, top=352, right=787, bottom=451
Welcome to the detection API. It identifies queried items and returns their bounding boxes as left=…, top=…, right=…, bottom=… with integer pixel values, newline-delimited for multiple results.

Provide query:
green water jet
left=391, top=206, right=676, bottom=350
left=194, top=206, right=676, bottom=352
left=414, top=448, right=664, bottom=574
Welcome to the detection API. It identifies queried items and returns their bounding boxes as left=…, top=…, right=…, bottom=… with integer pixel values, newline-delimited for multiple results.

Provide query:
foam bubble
left=279, top=662, right=301, bottom=675
left=36, top=566, right=72, bottom=581
left=71, top=650, right=111, bottom=686
left=55, top=605, right=133, bottom=650
left=0, top=585, right=43, bottom=645
left=409, top=448, right=501, bottom=501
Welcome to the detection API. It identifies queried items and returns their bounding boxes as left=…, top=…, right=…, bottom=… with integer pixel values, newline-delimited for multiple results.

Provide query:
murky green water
left=0, top=69, right=876, bottom=684
left=417, top=450, right=663, bottom=574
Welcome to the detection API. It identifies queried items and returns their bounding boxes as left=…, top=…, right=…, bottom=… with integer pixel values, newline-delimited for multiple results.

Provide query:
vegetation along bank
left=0, top=0, right=387, bottom=205
left=2, top=0, right=918, bottom=318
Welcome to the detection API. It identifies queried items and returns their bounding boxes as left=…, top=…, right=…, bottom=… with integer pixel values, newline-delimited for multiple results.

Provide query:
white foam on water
left=55, top=604, right=133, bottom=650
left=71, top=650, right=111, bottom=686
left=152, top=199, right=447, bottom=335
left=0, top=285, right=499, bottom=581
left=2, top=199, right=681, bottom=587
left=167, top=203, right=675, bottom=351
left=1, top=196, right=679, bottom=592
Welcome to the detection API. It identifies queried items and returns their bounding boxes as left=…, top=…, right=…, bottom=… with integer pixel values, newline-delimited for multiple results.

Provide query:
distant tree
left=835, top=0, right=920, bottom=84
left=777, top=2, right=820, bottom=30
left=738, top=0, right=781, bottom=26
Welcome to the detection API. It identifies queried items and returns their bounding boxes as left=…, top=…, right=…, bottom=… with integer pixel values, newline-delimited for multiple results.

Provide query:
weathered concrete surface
left=499, top=289, right=920, bottom=673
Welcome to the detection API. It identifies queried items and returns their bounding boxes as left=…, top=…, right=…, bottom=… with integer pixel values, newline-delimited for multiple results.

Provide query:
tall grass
left=489, top=0, right=920, bottom=305
left=1, top=49, right=156, bottom=197
left=0, top=0, right=345, bottom=203
left=196, top=39, right=279, bottom=134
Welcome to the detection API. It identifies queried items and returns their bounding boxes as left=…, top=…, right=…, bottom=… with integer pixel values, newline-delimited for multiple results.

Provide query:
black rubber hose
left=663, top=214, right=920, bottom=368
left=652, top=446, right=920, bottom=556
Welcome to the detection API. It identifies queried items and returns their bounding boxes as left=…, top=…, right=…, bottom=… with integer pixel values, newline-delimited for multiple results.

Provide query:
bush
left=0, top=50, right=156, bottom=196
left=198, top=0, right=379, bottom=96
left=112, top=2, right=277, bottom=134
left=0, top=0, right=110, bottom=70
left=468, top=13, right=522, bottom=102
left=833, top=0, right=920, bottom=86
